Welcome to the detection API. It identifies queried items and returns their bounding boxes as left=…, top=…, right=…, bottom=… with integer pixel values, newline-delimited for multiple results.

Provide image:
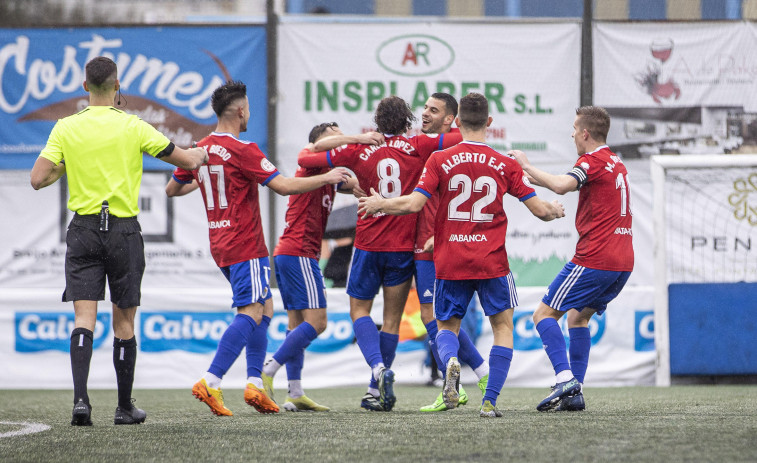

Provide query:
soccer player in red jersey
left=298, top=96, right=461, bottom=411
left=165, top=81, right=350, bottom=416
left=413, top=93, right=491, bottom=412
left=510, top=106, right=634, bottom=412
left=358, top=93, right=565, bottom=417
left=260, top=122, right=380, bottom=412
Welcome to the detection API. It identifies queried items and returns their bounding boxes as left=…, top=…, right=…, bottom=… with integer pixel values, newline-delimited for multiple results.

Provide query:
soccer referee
left=30, top=56, right=208, bottom=426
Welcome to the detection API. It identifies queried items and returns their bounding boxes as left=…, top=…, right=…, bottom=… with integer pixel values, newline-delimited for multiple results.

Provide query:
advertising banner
left=1, top=286, right=655, bottom=390
left=0, top=26, right=267, bottom=168
left=663, top=165, right=757, bottom=284
left=593, top=21, right=757, bottom=158
left=276, top=20, right=582, bottom=285
left=0, top=169, right=228, bottom=289
left=0, top=26, right=267, bottom=288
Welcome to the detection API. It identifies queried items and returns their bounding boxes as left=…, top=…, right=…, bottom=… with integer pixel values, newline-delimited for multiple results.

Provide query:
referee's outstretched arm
left=158, top=144, right=208, bottom=171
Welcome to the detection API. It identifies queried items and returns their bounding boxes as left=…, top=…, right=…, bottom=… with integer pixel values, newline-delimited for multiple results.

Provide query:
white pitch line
left=0, top=422, right=51, bottom=438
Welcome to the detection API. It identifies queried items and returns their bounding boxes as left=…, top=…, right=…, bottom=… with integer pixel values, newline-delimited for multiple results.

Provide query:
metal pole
left=581, top=0, right=593, bottom=107
left=266, top=0, right=279, bottom=285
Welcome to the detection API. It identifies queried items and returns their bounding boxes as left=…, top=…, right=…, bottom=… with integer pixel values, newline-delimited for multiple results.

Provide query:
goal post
left=651, top=154, right=757, bottom=386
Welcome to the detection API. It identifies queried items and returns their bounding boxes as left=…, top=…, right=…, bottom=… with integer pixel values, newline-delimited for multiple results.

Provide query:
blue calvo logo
left=268, top=312, right=354, bottom=354
left=634, top=310, right=655, bottom=351
left=15, top=312, right=110, bottom=352
left=512, top=310, right=606, bottom=351
left=140, top=311, right=235, bottom=353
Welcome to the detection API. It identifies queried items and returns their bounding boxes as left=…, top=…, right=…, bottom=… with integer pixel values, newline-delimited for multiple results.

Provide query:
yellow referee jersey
left=39, top=106, right=171, bottom=217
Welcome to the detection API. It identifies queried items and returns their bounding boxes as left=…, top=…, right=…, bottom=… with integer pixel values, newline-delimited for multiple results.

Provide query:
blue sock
left=457, top=327, right=484, bottom=370
left=425, top=320, right=445, bottom=379
left=284, top=330, right=304, bottom=381
left=273, top=322, right=317, bottom=366
left=353, top=316, right=383, bottom=368
left=568, top=327, right=591, bottom=383
left=483, top=345, right=513, bottom=405
left=435, top=329, right=460, bottom=368
left=245, top=315, right=270, bottom=378
left=209, top=314, right=257, bottom=378
left=380, top=331, right=399, bottom=368
left=369, top=331, right=400, bottom=388
left=536, top=318, right=571, bottom=376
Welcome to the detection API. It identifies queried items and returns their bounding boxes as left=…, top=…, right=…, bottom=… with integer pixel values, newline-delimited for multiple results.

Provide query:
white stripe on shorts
left=506, top=272, right=519, bottom=308
left=551, top=264, right=585, bottom=310
left=250, top=259, right=262, bottom=302
left=299, top=256, right=318, bottom=309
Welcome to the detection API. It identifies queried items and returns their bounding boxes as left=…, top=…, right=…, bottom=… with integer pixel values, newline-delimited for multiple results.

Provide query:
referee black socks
left=113, top=336, right=138, bottom=410
left=70, top=327, right=94, bottom=406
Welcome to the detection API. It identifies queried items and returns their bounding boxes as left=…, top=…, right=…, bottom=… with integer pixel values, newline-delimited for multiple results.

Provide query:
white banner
left=2, top=286, right=655, bottom=390
left=0, top=170, right=226, bottom=289
left=664, top=165, right=757, bottom=283
left=273, top=20, right=581, bottom=254
left=594, top=21, right=757, bottom=157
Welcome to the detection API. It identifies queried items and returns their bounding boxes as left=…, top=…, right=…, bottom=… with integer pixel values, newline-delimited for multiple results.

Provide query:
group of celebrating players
left=173, top=81, right=634, bottom=418
left=33, top=56, right=632, bottom=425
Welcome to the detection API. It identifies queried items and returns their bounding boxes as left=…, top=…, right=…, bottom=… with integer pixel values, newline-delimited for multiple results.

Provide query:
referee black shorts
left=63, top=213, right=145, bottom=309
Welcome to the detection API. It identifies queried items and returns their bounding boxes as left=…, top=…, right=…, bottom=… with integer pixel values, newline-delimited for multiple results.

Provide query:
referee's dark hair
left=458, top=93, right=489, bottom=130
left=85, top=57, right=117, bottom=94
left=374, top=96, right=416, bottom=135
left=211, top=81, right=247, bottom=117
left=430, top=92, right=458, bottom=117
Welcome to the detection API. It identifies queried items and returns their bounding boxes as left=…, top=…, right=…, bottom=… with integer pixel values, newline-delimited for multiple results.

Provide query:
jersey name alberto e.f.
left=415, top=141, right=535, bottom=280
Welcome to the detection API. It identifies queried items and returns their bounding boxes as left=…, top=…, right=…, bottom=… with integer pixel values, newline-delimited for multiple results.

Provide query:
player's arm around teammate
left=509, top=106, right=634, bottom=412
left=261, top=122, right=365, bottom=412
left=361, top=93, right=565, bottom=417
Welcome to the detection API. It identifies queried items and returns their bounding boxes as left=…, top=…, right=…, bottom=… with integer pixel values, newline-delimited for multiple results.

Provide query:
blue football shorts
left=434, top=272, right=518, bottom=320
left=414, top=260, right=436, bottom=304
left=274, top=255, right=327, bottom=310
left=220, top=256, right=273, bottom=309
left=543, top=262, right=631, bottom=315
left=346, top=249, right=414, bottom=300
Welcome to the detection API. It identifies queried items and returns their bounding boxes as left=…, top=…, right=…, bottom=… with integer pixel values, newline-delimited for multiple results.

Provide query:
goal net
left=651, top=154, right=757, bottom=385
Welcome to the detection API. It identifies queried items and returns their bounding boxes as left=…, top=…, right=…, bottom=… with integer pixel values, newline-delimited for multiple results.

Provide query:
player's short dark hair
left=575, top=106, right=610, bottom=142
left=430, top=92, right=458, bottom=117
left=85, top=57, right=117, bottom=94
left=374, top=96, right=416, bottom=135
left=211, top=81, right=247, bottom=117
left=458, top=93, right=489, bottom=130
left=309, top=122, right=339, bottom=143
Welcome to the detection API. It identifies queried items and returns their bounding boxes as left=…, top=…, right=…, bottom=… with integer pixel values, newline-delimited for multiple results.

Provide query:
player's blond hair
left=576, top=106, right=610, bottom=142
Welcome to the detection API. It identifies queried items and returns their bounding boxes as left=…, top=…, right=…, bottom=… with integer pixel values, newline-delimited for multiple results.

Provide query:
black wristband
left=156, top=142, right=175, bottom=159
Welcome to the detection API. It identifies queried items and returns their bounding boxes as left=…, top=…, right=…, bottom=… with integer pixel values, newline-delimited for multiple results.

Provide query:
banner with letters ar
left=0, top=26, right=267, bottom=167
left=276, top=21, right=582, bottom=285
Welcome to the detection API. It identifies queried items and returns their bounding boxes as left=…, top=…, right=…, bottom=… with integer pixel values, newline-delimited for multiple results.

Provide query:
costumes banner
left=0, top=26, right=267, bottom=168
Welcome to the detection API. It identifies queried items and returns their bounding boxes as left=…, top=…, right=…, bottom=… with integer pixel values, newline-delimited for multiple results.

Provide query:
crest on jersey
left=261, top=158, right=276, bottom=172
left=522, top=175, right=532, bottom=187
left=581, top=162, right=590, bottom=170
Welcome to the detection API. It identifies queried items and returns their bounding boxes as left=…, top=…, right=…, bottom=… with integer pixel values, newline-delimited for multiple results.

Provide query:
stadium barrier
left=1, top=285, right=654, bottom=390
